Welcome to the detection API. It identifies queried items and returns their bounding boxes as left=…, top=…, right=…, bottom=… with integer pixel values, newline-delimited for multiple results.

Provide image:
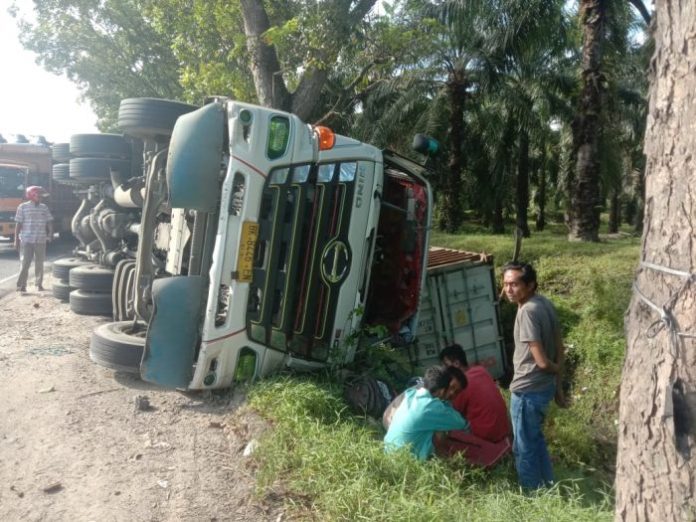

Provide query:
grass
left=242, top=219, right=640, bottom=520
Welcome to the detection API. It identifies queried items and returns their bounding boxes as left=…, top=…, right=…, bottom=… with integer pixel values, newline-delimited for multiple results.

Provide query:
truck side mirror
left=412, top=134, right=440, bottom=156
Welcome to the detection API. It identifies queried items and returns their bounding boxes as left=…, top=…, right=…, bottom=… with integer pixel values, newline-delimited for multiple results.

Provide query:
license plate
left=237, top=221, right=259, bottom=282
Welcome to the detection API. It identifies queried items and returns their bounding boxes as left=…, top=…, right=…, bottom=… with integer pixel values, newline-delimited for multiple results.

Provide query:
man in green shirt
left=384, top=366, right=470, bottom=460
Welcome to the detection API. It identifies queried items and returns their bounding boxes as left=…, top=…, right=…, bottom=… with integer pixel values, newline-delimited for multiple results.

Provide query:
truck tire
left=118, top=98, right=198, bottom=140
left=52, top=142, right=71, bottom=162
left=69, top=157, right=132, bottom=184
left=52, top=279, right=71, bottom=301
left=90, top=321, right=146, bottom=373
left=70, top=133, right=131, bottom=158
left=69, top=289, right=113, bottom=316
left=52, top=256, right=91, bottom=280
left=69, top=264, right=115, bottom=292
left=52, top=163, right=70, bottom=181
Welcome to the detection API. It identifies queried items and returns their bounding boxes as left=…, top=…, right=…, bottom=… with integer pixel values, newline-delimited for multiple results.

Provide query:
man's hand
left=14, top=239, right=20, bottom=251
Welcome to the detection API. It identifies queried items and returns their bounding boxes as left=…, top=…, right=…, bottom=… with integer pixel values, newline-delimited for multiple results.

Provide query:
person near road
left=437, top=344, right=512, bottom=468
left=14, top=186, right=53, bottom=293
left=384, top=365, right=469, bottom=460
left=502, top=261, right=565, bottom=489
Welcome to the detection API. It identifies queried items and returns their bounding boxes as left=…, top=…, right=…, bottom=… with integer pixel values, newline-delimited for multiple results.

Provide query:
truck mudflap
left=166, top=102, right=224, bottom=212
left=140, top=276, right=204, bottom=388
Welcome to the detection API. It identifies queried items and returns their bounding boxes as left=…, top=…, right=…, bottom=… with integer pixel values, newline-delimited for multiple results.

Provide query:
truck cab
left=121, top=100, right=432, bottom=389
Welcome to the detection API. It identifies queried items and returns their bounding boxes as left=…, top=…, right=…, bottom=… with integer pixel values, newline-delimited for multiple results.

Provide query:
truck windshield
left=0, top=167, right=25, bottom=198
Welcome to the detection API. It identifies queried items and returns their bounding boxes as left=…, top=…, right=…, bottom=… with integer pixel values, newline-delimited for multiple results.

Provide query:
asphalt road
left=0, top=236, right=78, bottom=298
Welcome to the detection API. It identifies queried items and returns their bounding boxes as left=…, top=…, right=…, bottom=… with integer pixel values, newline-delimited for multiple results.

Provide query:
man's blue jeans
left=510, top=385, right=555, bottom=489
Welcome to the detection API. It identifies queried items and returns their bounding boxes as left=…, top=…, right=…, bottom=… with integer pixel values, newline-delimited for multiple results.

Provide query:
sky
left=0, top=1, right=98, bottom=144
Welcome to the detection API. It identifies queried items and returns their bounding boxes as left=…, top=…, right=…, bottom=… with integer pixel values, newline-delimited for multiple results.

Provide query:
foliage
left=11, top=0, right=185, bottom=130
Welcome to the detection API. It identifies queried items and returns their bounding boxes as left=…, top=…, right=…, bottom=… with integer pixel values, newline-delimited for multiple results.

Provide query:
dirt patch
left=0, top=274, right=283, bottom=521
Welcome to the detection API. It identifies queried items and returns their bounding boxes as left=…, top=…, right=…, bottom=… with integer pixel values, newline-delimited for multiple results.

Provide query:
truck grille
left=247, top=163, right=356, bottom=361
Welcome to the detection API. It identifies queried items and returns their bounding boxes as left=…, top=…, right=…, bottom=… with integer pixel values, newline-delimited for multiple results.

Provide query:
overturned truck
left=54, top=98, right=506, bottom=390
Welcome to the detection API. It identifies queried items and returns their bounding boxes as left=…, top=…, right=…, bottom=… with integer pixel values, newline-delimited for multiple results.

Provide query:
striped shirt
left=14, top=201, right=53, bottom=243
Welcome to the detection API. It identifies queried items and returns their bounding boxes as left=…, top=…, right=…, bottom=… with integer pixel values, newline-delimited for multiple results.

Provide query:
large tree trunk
left=615, top=2, right=696, bottom=520
left=568, top=0, right=605, bottom=242
left=439, top=68, right=466, bottom=233
left=240, top=0, right=376, bottom=121
left=516, top=131, right=531, bottom=238
left=239, top=0, right=292, bottom=111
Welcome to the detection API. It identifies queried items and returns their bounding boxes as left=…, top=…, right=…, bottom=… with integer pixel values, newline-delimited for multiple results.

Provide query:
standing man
left=15, top=186, right=53, bottom=293
left=503, top=261, right=565, bottom=489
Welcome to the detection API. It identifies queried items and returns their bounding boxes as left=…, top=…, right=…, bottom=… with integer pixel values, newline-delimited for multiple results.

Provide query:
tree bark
left=568, top=0, right=605, bottom=242
left=239, top=0, right=291, bottom=111
left=516, top=131, right=531, bottom=238
left=615, top=2, right=696, bottom=520
left=439, top=68, right=466, bottom=233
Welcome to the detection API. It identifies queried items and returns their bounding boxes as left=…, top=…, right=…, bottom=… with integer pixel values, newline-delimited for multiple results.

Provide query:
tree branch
left=627, top=0, right=651, bottom=25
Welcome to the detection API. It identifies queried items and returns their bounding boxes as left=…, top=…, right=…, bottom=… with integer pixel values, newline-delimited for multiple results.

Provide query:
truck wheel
left=52, top=256, right=91, bottom=280
left=118, top=98, right=198, bottom=140
left=90, top=321, right=146, bottom=373
left=69, top=289, right=113, bottom=316
left=52, top=142, right=71, bottom=162
left=70, top=133, right=131, bottom=158
left=52, top=279, right=71, bottom=301
left=69, top=157, right=132, bottom=184
left=52, top=163, right=70, bottom=181
left=69, top=264, right=115, bottom=292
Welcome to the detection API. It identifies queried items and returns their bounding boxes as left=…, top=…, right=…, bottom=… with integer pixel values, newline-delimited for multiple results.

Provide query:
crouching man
left=437, top=344, right=512, bottom=468
left=384, top=365, right=469, bottom=460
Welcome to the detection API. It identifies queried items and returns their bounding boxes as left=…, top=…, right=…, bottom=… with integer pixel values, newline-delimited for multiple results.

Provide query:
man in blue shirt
left=384, top=366, right=470, bottom=460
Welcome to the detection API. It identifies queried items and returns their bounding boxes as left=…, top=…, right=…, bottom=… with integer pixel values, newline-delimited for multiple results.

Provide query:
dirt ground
left=0, top=273, right=283, bottom=522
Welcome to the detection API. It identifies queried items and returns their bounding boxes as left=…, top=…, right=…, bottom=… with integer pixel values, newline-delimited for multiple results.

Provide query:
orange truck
left=0, top=142, right=78, bottom=240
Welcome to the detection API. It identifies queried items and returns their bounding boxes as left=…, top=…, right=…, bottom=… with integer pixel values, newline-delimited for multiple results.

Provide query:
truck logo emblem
left=321, top=240, right=350, bottom=284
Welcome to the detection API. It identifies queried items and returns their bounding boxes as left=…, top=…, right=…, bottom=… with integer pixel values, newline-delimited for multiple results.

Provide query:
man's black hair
left=439, top=344, right=468, bottom=367
left=446, top=365, right=468, bottom=390
left=423, top=365, right=468, bottom=394
left=502, top=261, right=538, bottom=290
left=423, top=365, right=452, bottom=394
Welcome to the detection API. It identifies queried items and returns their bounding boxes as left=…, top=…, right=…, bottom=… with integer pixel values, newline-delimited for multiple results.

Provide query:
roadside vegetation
left=244, top=220, right=640, bottom=520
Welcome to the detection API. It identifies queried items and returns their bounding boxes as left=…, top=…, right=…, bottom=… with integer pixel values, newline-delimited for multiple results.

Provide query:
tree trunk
left=516, top=131, right=531, bottom=238
left=568, top=0, right=605, bottom=242
left=439, top=69, right=466, bottom=233
left=239, top=0, right=291, bottom=111
left=535, top=167, right=546, bottom=232
left=608, top=188, right=620, bottom=233
left=615, top=2, right=696, bottom=520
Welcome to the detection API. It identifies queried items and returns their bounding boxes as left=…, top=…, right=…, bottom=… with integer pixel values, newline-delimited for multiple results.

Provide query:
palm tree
left=568, top=0, right=649, bottom=241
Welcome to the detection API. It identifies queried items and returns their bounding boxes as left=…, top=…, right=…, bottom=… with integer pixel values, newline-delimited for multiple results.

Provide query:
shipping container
left=410, top=247, right=507, bottom=379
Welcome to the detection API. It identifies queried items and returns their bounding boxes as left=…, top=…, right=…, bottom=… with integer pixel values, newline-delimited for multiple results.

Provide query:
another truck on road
left=0, top=142, right=78, bottom=240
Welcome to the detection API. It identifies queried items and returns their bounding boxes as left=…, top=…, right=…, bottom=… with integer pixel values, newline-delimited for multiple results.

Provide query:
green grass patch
left=249, top=376, right=613, bottom=521
left=243, top=224, right=639, bottom=519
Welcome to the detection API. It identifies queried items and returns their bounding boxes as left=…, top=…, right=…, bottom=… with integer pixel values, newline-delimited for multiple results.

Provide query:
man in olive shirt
left=503, top=261, right=565, bottom=489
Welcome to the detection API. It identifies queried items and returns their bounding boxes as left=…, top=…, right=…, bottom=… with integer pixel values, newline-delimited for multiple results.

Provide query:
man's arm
left=46, top=221, right=53, bottom=242
left=13, top=222, right=22, bottom=250
left=529, top=341, right=560, bottom=374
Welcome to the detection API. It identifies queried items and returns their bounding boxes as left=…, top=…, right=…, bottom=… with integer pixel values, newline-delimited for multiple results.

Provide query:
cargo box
left=410, top=247, right=507, bottom=379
